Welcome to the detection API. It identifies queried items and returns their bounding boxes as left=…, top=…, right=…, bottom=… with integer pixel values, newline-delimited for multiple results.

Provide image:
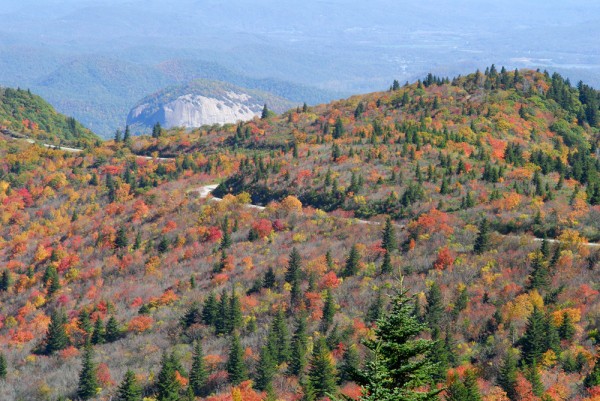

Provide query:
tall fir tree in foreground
left=358, top=277, right=441, bottom=400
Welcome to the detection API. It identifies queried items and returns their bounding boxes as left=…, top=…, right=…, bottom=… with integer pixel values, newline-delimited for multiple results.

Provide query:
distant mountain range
left=0, top=55, right=339, bottom=138
left=1, top=0, right=599, bottom=138
left=127, top=79, right=297, bottom=133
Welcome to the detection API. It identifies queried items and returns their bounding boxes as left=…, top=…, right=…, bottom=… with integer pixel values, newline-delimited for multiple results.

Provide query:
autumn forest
left=0, top=67, right=599, bottom=401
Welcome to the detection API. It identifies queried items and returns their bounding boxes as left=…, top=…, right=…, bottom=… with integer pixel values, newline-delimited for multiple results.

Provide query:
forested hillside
left=0, top=87, right=98, bottom=147
left=0, top=68, right=600, bottom=401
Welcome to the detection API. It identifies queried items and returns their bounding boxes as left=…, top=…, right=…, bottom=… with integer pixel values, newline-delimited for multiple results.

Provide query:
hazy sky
left=1, top=0, right=599, bottom=135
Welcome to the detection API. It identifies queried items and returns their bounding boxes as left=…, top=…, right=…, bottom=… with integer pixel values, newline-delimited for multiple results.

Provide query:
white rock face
left=162, top=93, right=260, bottom=128
left=127, top=80, right=296, bottom=133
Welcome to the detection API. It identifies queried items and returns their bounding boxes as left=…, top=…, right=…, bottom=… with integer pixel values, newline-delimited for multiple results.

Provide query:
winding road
left=193, top=184, right=599, bottom=248
left=13, top=135, right=174, bottom=161
left=11, top=133, right=600, bottom=249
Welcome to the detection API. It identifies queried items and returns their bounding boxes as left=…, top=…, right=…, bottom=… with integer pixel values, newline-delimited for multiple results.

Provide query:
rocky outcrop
left=127, top=80, right=296, bottom=133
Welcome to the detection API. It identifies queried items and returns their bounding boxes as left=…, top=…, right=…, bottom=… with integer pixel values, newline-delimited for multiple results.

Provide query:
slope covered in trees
left=0, top=68, right=599, bottom=401
left=0, top=86, right=98, bottom=147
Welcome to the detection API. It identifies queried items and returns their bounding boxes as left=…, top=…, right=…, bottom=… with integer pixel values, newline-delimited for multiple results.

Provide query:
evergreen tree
left=215, top=289, right=229, bottom=335
left=308, top=336, right=337, bottom=398
left=339, top=344, right=360, bottom=383
left=78, top=310, right=92, bottom=335
left=367, top=290, right=385, bottom=324
left=443, top=327, right=458, bottom=367
left=91, top=317, right=105, bottom=345
left=114, top=129, right=122, bottom=143
left=540, top=237, right=551, bottom=260
left=0, top=352, right=6, bottom=379
left=429, top=328, right=448, bottom=381
left=255, top=345, right=277, bottom=392
left=261, top=104, right=270, bottom=119
left=380, top=248, right=393, bottom=275
left=285, top=247, right=302, bottom=284
left=519, top=306, right=547, bottom=365
left=286, top=247, right=303, bottom=308
left=152, top=122, right=162, bottom=138
left=585, top=352, right=600, bottom=388
left=77, top=342, right=99, bottom=400
left=220, top=217, right=232, bottom=250
left=226, top=333, right=247, bottom=385
left=445, top=373, right=472, bottom=401
left=116, top=370, right=142, bottom=401
left=189, top=341, right=208, bottom=397
left=559, top=311, right=576, bottom=341
left=202, top=292, right=218, bottom=327
left=289, top=313, right=309, bottom=376
left=359, top=279, right=441, bottom=400
left=105, top=316, right=121, bottom=343
left=115, top=225, right=128, bottom=249
left=228, top=289, right=243, bottom=333
left=156, top=352, right=181, bottom=401
left=524, top=360, right=544, bottom=397
left=44, top=309, right=69, bottom=354
left=342, top=245, right=361, bottom=277
left=264, top=267, right=276, bottom=289
left=333, top=117, right=344, bottom=139
left=268, top=308, right=291, bottom=364
left=44, top=265, right=60, bottom=296
left=157, top=236, right=169, bottom=254
left=123, top=125, right=131, bottom=145
left=453, top=287, right=468, bottom=318
left=320, top=289, right=336, bottom=333
left=180, top=301, right=202, bottom=330
left=358, top=344, right=398, bottom=401
left=301, top=375, right=317, bottom=401
left=425, top=282, right=444, bottom=330
left=0, top=269, right=12, bottom=292
left=473, top=218, right=491, bottom=254
left=381, top=217, right=396, bottom=252
left=528, top=251, right=550, bottom=291
left=89, top=172, right=99, bottom=186
left=498, top=349, right=518, bottom=401
left=463, top=370, right=483, bottom=401
left=446, top=370, right=482, bottom=401
left=544, top=313, right=561, bottom=355
left=132, top=231, right=142, bottom=250
left=290, top=275, right=302, bottom=309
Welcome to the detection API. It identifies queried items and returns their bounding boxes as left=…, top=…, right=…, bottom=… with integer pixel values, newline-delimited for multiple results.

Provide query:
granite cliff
left=126, top=79, right=296, bottom=133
